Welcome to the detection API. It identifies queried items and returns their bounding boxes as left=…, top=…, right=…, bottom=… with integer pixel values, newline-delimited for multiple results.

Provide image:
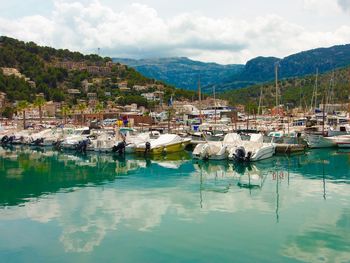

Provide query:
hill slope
left=220, top=65, right=350, bottom=110
left=113, top=57, right=244, bottom=90
left=212, top=44, right=350, bottom=92
left=0, top=36, right=195, bottom=108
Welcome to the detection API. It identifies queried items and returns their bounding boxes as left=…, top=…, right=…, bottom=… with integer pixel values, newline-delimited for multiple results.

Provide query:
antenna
left=97, top=47, right=100, bottom=56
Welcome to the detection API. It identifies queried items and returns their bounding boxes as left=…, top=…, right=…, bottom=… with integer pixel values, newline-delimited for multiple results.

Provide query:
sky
left=0, top=0, right=350, bottom=64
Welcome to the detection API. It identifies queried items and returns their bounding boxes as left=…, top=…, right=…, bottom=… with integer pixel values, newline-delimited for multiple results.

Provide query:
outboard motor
left=234, top=146, right=246, bottom=162
left=144, top=142, right=151, bottom=155
left=53, top=140, right=62, bottom=150
left=1, top=135, right=8, bottom=145
left=76, top=139, right=89, bottom=153
left=32, top=138, right=44, bottom=146
left=233, top=146, right=252, bottom=162
left=112, top=141, right=126, bottom=155
left=1, top=135, right=15, bottom=145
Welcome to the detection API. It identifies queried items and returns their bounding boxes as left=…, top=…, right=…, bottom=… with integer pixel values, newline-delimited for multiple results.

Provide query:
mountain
left=220, top=65, right=350, bottom=110
left=115, top=44, right=350, bottom=94
left=211, top=44, right=350, bottom=92
left=112, top=57, right=244, bottom=91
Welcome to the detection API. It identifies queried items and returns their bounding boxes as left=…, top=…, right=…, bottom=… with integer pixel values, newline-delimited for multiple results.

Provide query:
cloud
left=337, top=0, right=350, bottom=12
left=0, top=0, right=350, bottom=64
left=303, top=0, right=342, bottom=14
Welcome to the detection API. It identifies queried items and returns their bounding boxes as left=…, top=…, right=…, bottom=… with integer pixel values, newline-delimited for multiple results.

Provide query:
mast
left=310, top=68, right=319, bottom=112
left=258, top=85, right=263, bottom=115
left=314, top=68, right=318, bottom=110
left=198, top=76, right=202, bottom=123
left=213, top=86, right=217, bottom=124
left=275, top=62, right=279, bottom=110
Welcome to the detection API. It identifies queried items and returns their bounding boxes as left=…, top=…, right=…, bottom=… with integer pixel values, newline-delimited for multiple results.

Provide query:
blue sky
left=1, top=0, right=350, bottom=64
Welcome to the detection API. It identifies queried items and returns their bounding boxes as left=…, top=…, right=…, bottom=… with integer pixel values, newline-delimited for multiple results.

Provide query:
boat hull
left=305, top=134, right=336, bottom=148
left=135, top=140, right=190, bottom=155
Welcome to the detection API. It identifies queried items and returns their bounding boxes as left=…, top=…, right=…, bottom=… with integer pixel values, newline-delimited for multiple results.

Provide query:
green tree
left=61, top=105, right=71, bottom=125
left=94, top=101, right=104, bottom=120
left=33, top=96, right=46, bottom=123
left=1, top=105, right=15, bottom=119
left=77, top=102, right=87, bottom=126
left=17, top=100, right=30, bottom=129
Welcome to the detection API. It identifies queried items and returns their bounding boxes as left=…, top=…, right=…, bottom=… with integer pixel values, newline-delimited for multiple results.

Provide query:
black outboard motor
left=1, top=135, right=8, bottom=145
left=32, top=138, right=44, bottom=146
left=1, top=135, right=15, bottom=145
left=76, top=139, right=89, bottom=153
left=53, top=140, right=62, bottom=150
left=144, top=142, right=151, bottom=155
left=233, top=146, right=252, bottom=162
left=234, top=146, right=246, bottom=162
left=112, top=141, right=126, bottom=155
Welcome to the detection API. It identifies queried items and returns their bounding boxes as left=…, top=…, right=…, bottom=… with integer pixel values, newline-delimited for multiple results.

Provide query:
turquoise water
left=0, top=147, right=350, bottom=263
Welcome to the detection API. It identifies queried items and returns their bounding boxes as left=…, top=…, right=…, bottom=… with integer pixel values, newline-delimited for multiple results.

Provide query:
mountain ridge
left=113, top=57, right=244, bottom=90
left=114, top=43, right=350, bottom=94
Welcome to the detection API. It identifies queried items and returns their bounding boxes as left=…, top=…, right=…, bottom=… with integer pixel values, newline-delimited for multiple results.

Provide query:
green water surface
left=0, top=146, right=350, bottom=263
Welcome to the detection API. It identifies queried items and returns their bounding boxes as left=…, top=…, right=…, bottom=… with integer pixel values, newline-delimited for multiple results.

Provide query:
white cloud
left=337, top=0, right=350, bottom=12
left=0, top=0, right=350, bottom=64
left=303, top=0, right=342, bottom=14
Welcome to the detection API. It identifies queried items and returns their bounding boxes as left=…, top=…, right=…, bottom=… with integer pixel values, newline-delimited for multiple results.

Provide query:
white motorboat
left=304, top=124, right=350, bottom=148
left=228, top=133, right=275, bottom=162
left=135, top=134, right=191, bottom=155
left=60, top=127, right=90, bottom=150
left=92, top=132, right=116, bottom=152
left=192, top=133, right=242, bottom=160
left=8, top=129, right=34, bottom=145
left=326, top=134, right=350, bottom=148
left=304, top=133, right=336, bottom=148
left=112, top=128, right=159, bottom=154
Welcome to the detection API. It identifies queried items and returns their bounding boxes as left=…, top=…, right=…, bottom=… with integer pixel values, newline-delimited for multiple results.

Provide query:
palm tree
left=17, top=100, right=30, bottom=129
left=61, top=105, right=71, bottom=125
left=94, top=101, right=104, bottom=121
left=77, top=102, right=87, bottom=126
left=33, top=96, right=46, bottom=123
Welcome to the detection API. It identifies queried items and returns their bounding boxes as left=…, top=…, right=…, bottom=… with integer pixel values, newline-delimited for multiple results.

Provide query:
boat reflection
left=1, top=146, right=350, bottom=256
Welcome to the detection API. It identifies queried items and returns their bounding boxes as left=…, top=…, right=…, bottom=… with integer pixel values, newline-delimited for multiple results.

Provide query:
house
left=67, top=89, right=81, bottom=95
left=133, top=85, right=148, bottom=91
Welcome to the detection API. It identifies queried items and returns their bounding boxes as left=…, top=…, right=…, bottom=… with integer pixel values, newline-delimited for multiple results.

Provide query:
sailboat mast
left=314, top=68, right=318, bottom=110
left=198, top=76, right=202, bottom=122
left=258, top=86, right=263, bottom=115
left=213, top=86, right=217, bottom=124
left=275, top=62, right=279, bottom=110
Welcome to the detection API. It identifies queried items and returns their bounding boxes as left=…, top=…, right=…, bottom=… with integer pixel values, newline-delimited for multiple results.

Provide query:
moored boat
left=135, top=134, right=191, bottom=155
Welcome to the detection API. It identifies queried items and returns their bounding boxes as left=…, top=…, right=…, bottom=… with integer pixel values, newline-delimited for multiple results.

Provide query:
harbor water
left=0, top=147, right=350, bottom=262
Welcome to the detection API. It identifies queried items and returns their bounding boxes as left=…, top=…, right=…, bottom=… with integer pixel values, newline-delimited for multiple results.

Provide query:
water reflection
left=0, top=146, right=350, bottom=259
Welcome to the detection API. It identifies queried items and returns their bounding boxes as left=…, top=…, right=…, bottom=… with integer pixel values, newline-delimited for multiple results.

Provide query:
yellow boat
left=135, top=134, right=191, bottom=155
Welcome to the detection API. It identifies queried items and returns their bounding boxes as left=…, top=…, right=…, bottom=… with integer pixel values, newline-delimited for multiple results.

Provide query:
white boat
left=91, top=132, right=116, bottom=152
left=42, top=128, right=75, bottom=146
left=304, top=133, right=336, bottom=148
left=304, top=122, right=350, bottom=148
left=135, top=134, right=191, bottom=155
left=192, top=133, right=241, bottom=160
left=112, top=128, right=159, bottom=154
left=60, top=127, right=90, bottom=150
left=228, top=133, right=275, bottom=162
left=8, top=130, right=34, bottom=145
left=327, top=134, right=350, bottom=148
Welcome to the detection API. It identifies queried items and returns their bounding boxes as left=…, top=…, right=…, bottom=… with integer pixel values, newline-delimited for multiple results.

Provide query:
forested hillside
left=220, top=66, right=350, bottom=110
left=0, top=36, right=195, bottom=106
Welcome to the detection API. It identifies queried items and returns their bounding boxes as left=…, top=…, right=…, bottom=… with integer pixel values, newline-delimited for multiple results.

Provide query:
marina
left=2, top=4, right=350, bottom=261
left=0, top=146, right=350, bottom=262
